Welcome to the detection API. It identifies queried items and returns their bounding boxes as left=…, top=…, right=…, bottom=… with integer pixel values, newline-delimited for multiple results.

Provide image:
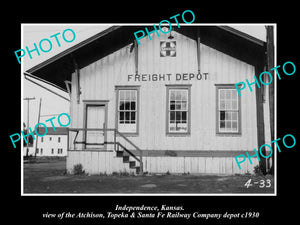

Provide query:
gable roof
left=26, top=25, right=266, bottom=90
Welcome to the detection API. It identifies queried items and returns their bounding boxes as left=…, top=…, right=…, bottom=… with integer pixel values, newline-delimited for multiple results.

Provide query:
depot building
left=26, top=25, right=272, bottom=175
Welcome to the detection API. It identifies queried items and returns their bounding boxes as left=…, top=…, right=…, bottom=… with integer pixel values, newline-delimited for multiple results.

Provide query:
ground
left=23, top=157, right=274, bottom=194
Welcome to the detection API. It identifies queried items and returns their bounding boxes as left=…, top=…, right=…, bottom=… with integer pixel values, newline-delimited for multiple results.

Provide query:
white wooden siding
left=67, top=151, right=258, bottom=175
left=70, top=30, right=257, bottom=152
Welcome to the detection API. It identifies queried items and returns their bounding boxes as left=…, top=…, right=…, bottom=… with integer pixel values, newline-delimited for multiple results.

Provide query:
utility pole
left=23, top=97, right=35, bottom=157
left=266, top=26, right=275, bottom=174
left=34, top=98, right=42, bottom=157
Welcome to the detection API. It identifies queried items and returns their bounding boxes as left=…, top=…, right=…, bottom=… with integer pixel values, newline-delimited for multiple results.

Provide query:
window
left=49, top=137, right=52, bottom=141
left=58, top=137, right=61, bottom=143
left=40, top=148, right=43, bottom=155
left=41, top=137, right=43, bottom=142
left=166, top=85, right=191, bottom=134
left=116, top=86, right=139, bottom=134
left=216, top=85, right=241, bottom=134
left=51, top=148, right=54, bottom=154
left=58, top=148, right=63, bottom=154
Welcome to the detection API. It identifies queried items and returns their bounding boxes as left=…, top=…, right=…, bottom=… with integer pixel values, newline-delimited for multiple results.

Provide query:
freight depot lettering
left=128, top=72, right=208, bottom=82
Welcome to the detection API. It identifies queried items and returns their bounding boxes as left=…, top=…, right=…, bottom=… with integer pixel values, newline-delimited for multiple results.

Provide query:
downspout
left=71, top=54, right=81, bottom=104
left=196, top=28, right=201, bottom=74
left=266, top=26, right=275, bottom=174
left=134, top=40, right=139, bottom=75
left=134, top=40, right=143, bottom=174
left=130, top=40, right=143, bottom=174
left=255, top=63, right=266, bottom=175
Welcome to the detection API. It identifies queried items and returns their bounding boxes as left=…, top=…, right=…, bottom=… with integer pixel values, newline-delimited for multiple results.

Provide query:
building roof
left=34, top=127, right=68, bottom=136
left=26, top=25, right=266, bottom=90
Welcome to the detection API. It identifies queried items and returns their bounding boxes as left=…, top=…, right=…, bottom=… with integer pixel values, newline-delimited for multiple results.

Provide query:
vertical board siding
left=140, top=156, right=258, bottom=175
left=67, top=151, right=138, bottom=174
left=69, top=29, right=259, bottom=175
left=68, top=152, right=258, bottom=175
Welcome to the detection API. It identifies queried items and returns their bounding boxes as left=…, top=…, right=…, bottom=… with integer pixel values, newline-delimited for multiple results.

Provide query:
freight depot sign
left=128, top=73, right=208, bottom=82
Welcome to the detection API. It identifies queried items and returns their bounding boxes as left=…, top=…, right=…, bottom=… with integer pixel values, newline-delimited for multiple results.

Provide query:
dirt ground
left=23, top=158, right=274, bottom=194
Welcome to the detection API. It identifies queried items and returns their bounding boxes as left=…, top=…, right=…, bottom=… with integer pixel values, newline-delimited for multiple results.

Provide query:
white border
left=21, top=23, right=277, bottom=197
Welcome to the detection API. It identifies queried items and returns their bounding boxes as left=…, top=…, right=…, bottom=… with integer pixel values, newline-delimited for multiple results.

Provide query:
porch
left=67, top=128, right=143, bottom=175
left=66, top=128, right=259, bottom=175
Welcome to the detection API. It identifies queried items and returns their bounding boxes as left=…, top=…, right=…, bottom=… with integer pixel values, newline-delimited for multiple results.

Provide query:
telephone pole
left=34, top=98, right=42, bottom=157
left=266, top=26, right=274, bottom=174
left=23, top=97, right=35, bottom=157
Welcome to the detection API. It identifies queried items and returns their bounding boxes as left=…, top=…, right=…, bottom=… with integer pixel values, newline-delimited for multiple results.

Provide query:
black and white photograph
left=5, top=6, right=298, bottom=225
left=20, top=23, right=276, bottom=195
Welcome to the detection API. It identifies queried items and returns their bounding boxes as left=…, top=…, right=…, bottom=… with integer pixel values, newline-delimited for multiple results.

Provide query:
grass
left=23, top=158, right=274, bottom=194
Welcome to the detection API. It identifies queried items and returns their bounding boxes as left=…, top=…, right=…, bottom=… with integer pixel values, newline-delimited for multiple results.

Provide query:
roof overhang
left=26, top=25, right=266, bottom=90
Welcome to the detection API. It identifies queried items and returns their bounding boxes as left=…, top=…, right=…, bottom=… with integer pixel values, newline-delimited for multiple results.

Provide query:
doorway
left=84, top=101, right=108, bottom=149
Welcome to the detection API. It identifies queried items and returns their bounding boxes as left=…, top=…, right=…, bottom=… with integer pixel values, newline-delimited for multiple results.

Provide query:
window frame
left=215, top=84, right=241, bottom=135
left=115, top=86, right=140, bottom=136
left=166, top=84, right=191, bottom=136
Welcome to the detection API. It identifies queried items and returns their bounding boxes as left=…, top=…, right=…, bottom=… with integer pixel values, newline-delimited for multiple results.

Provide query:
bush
left=73, top=164, right=85, bottom=175
left=253, top=164, right=264, bottom=176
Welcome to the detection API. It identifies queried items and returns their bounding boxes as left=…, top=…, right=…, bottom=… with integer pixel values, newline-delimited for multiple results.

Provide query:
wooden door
left=85, top=105, right=106, bottom=149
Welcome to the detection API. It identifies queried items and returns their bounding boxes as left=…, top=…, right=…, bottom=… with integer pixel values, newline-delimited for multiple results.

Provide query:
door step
left=115, top=150, right=140, bottom=174
left=129, top=161, right=135, bottom=168
left=116, top=150, right=123, bottom=157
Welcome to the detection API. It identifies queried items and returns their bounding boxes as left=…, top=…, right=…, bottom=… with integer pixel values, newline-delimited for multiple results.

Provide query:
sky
left=22, top=25, right=110, bottom=128
left=22, top=24, right=268, bottom=128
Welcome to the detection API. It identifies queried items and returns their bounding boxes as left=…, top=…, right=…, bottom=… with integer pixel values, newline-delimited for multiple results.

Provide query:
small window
left=116, top=86, right=139, bottom=134
left=57, top=148, right=63, bottom=154
left=216, top=85, right=241, bottom=134
left=49, top=137, right=52, bottom=141
left=166, top=85, right=191, bottom=135
left=41, top=137, right=43, bottom=142
left=40, top=148, right=43, bottom=155
left=58, top=137, right=61, bottom=143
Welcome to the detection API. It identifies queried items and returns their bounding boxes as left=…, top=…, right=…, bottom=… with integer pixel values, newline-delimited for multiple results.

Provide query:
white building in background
left=24, top=127, right=68, bottom=157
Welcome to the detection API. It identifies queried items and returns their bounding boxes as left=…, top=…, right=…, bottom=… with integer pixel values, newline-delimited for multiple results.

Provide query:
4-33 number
left=244, top=179, right=271, bottom=188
